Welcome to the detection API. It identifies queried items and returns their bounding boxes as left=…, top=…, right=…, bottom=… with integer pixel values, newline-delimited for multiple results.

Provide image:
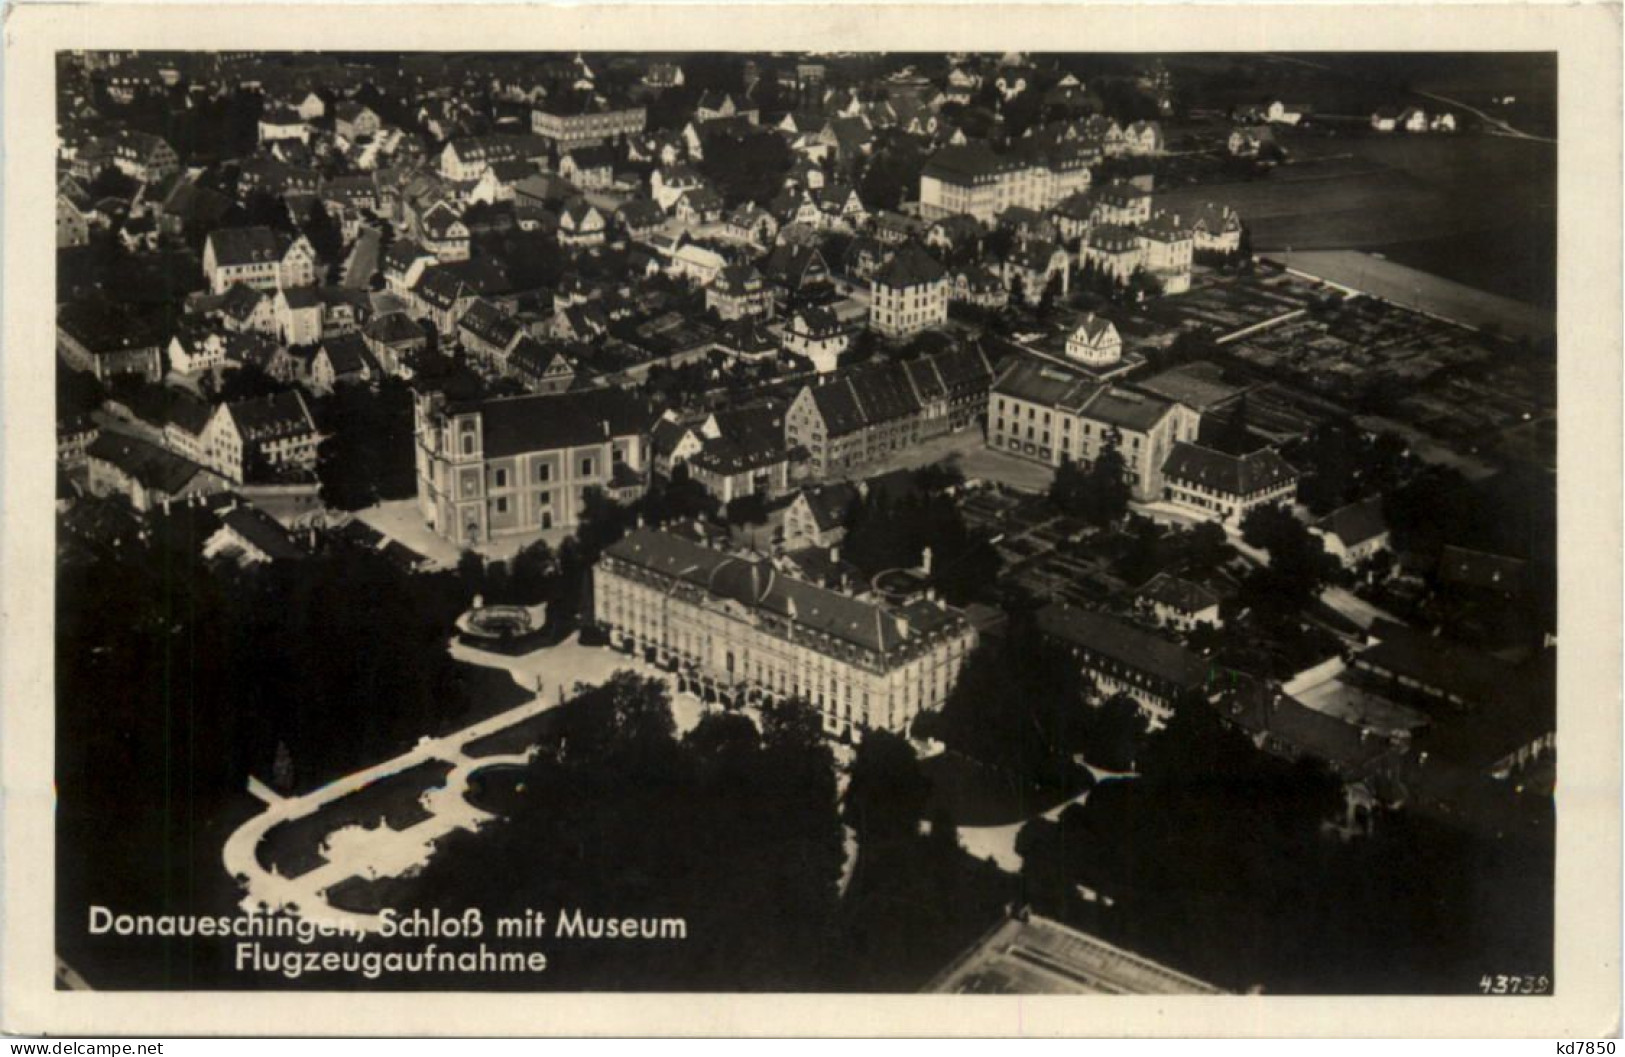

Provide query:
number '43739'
left=1479, top=973, right=1550, bottom=995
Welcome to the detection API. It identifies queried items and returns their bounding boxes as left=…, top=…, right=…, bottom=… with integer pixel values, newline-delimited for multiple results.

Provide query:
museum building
left=592, top=528, right=978, bottom=740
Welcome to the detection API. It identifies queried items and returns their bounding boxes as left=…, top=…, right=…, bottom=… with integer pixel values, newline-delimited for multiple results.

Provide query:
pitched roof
left=207, top=226, right=286, bottom=267
left=228, top=390, right=316, bottom=443
left=805, top=360, right=925, bottom=437
left=319, top=332, right=378, bottom=376
left=873, top=242, right=946, bottom=289
left=1314, top=496, right=1388, bottom=549
left=412, top=266, right=475, bottom=309
left=365, top=312, right=428, bottom=346
left=474, top=387, right=651, bottom=459
left=563, top=144, right=616, bottom=170
left=1436, top=545, right=1528, bottom=595
left=1036, top=602, right=1212, bottom=692
left=458, top=299, right=522, bottom=348
left=217, top=505, right=306, bottom=560
left=1137, top=572, right=1220, bottom=615
left=799, top=482, right=860, bottom=531
left=1160, top=442, right=1299, bottom=496
left=604, top=528, right=960, bottom=657
left=86, top=433, right=215, bottom=495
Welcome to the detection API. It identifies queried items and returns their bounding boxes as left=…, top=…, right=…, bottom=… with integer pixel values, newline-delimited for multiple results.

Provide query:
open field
left=1279, top=250, right=1554, bottom=340
left=1157, top=133, right=1555, bottom=311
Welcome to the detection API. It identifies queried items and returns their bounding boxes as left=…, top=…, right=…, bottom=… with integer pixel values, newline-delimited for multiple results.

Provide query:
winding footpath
left=221, top=633, right=703, bottom=935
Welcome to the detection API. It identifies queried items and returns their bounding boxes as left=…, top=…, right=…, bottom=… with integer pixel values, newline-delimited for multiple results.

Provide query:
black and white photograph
left=4, top=1, right=1621, bottom=1035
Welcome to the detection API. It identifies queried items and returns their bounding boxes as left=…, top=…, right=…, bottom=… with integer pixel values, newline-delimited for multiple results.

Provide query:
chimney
left=920, top=545, right=933, bottom=575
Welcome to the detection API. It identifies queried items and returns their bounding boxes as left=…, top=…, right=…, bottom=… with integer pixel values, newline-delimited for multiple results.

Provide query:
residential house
left=695, top=91, right=759, bottom=125
left=1137, top=212, right=1194, bottom=295
left=870, top=243, right=949, bottom=338
left=785, top=362, right=924, bottom=478
left=650, top=164, right=708, bottom=212
left=203, top=227, right=317, bottom=294
left=258, top=106, right=310, bottom=144
left=674, top=186, right=725, bottom=226
left=58, top=178, right=93, bottom=248
left=530, top=99, right=646, bottom=149
left=949, top=266, right=1008, bottom=310
left=458, top=298, right=525, bottom=366
left=310, top=332, right=381, bottom=394
left=781, top=306, right=849, bottom=374
left=706, top=264, right=773, bottom=321
left=202, top=504, right=308, bottom=565
left=925, top=213, right=985, bottom=257
left=666, top=240, right=726, bottom=285
left=57, top=301, right=166, bottom=382
left=763, top=242, right=834, bottom=301
left=782, top=482, right=860, bottom=550
left=998, top=239, right=1070, bottom=305
left=106, top=130, right=179, bottom=183
left=364, top=312, right=430, bottom=376
left=705, top=318, right=772, bottom=367
left=382, top=239, right=438, bottom=295
left=1091, top=180, right=1153, bottom=227
left=1311, top=496, right=1391, bottom=569
left=685, top=405, right=794, bottom=503
left=1370, top=108, right=1401, bottom=133
left=203, top=390, right=320, bottom=484
left=166, top=324, right=230, bottom=375
left=218, top=285, right=278, bottom=338
left=85, top=433, right=230, bottom=514
left=507, top=336, right=578, bottom=394
left=726, top=203, right=779, bottom=246
left=616, top=198, right=668, bottom=241
left=275, top=286, right=324, bottom=346
left=559, top=145, right=617, bottom=191
left=1065, top=313, right=1123, bottom=368
left=410, top=267, right=478, bottom=335
left=1082, top=225, right=1145, bottom=284
left=1136, top=572, right=1223, bottom=633
left=900, top=344, right=996, bottom=438
left=1187, top=202, right=1244, bottom=255
left=419, top=202, right=471, bottom=262
left=335, top=101, right=383, bottom=142
left=558, top=199, right=607, bottom=247
left=1122, top=120, right=1165, bottom=156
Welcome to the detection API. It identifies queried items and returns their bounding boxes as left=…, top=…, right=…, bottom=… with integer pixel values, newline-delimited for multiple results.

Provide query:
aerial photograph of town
left=54, top=48, right=1557, bottom=997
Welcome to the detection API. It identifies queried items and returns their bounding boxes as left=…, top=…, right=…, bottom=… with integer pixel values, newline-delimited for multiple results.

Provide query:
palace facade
left=593, top=528, right=977, bottom=740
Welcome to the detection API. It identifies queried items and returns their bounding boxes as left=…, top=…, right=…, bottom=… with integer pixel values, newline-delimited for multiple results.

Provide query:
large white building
left=593, top=528, right=977, bottom=741
left=413, top=387, right=650, bottom=546
left=988, top=358, right=1200, bottom=501
left=919, top=143, right=1094, bottom=225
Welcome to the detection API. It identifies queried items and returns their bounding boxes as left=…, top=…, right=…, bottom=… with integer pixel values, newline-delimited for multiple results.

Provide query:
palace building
left=592, top=528, right=977, bottom=740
